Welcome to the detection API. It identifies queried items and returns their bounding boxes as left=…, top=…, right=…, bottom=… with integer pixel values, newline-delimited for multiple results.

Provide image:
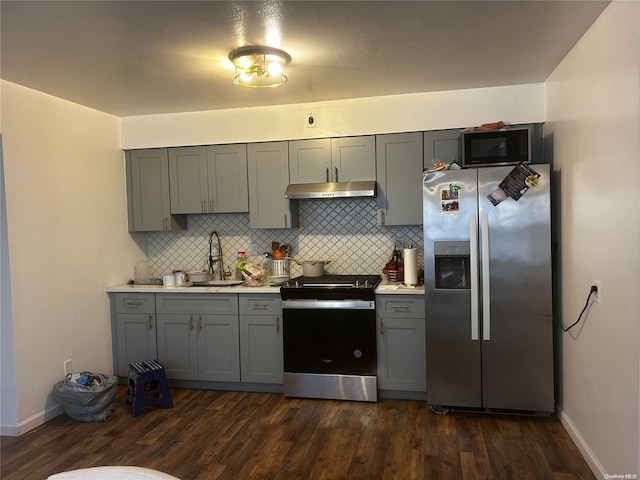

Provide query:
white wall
left=0, top=81, right=145, bottom=435
left=545, top=1, right=640, bottom=476
left=121, top=83, right=545, bottom=148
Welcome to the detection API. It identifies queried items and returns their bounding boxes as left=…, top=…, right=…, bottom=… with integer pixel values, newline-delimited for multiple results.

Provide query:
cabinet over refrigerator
left=423, top=164, right=553, bottom=414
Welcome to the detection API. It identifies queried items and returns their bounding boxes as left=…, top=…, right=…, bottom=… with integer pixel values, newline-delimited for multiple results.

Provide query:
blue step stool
left=126, top=360, right=173, bottom=417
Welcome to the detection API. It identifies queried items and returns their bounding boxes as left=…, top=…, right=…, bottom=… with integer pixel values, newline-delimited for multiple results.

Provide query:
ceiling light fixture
left=229, top=46, right=291, bottom=88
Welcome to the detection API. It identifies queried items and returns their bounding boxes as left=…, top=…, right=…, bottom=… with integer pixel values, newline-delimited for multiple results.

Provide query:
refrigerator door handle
left=470, top=214, right=479, bottom=340
left=481, top=212, right=491, bottom=340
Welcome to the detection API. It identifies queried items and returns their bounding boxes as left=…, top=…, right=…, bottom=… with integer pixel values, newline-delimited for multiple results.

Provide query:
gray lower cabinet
left=113, top=293, right=157, bottom=376
left=155, top=294, right=240, bottom=382
left=376, top=295, right=426, bottom=392
left=376, top=132, right=424, bottom=226
left=238, top=294, right=283, bottom=384
left=126, top=149, right=186, bottom=232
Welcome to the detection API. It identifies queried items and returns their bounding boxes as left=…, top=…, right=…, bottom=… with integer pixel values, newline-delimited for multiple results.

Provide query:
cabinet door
left=377, top=316, right=426, bottom=392
left=423, top=129, right=462, bottom=168
left=168, top=146, right=208, bottom=214
left=247, top=142, right=298, bottom=229
left=197, top=314, right=240, bottom=382
left=376, top=132, right=423, bottom=226
left=157, top=314, right=199, bottom=380
left=128, top=149, right=184, bottom=231
left=289, top=138, right=331, bottom=183
left=116, top=314, right=157, bottom=377
left=206, top=145, right=249, bottom=213
left=332, top=136, right=376, bottom=182
left=239, top=314, right=283, bottom=384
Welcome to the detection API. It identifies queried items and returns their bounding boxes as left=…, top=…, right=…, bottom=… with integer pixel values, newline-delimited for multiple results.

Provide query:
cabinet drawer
left=156, top=294, right=238, bottom=315
left=376, top=296, right=425, bottom=318
left=239, top=294, right=282, bottom=315
left=115, top=293, right=155, bottom=314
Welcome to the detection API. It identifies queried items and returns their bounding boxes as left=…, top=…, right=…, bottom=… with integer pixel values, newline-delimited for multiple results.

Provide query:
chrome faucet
left=208, top=230, right=224, bottom=280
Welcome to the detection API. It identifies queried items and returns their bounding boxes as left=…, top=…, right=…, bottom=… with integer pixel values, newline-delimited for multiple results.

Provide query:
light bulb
left=267, top=62, right=282, bottom=76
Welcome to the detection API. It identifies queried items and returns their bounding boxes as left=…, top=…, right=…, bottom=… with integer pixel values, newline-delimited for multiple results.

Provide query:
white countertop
left=106, top=278, right=424, bottom=295
left=375, top=279, right=425, bottom=294
left=106, top=283, right=282, bottom=294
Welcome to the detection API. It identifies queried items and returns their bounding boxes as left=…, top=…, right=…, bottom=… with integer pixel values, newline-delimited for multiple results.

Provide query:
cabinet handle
left=276, top=317, right=280, bottom=333
left=163, top=218, right=168, bottom=230
left=198, top=316, right=202, bottom=331
left=392, top=305, right=411, bottom=311
left=126, top=301, right=143, bottom=306
left=251, top=303, right=269, bottom=310
left=189, top=315, right=193, bottom=331
left=202, top=200, right=207, bottom=213
left=148, top=315, right=153, bottom=330
left=334, top=167, right=338, bottom=183
left=325, top=167, right=329, bottom=183
left=377, top=210, right=385, bottom=225
left=210, top=199, right=215, bottom=212
left=284, top=214, right=288, bottom=228
left=379, top=318, right=384, bottom=336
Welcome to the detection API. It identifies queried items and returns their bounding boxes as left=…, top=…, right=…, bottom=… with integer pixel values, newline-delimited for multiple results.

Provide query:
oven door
left=282, top=299, right=377, bottom=401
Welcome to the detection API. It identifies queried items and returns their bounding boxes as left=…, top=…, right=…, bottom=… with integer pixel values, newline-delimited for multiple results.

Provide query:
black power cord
left=560, top=285, right=598, bottom=332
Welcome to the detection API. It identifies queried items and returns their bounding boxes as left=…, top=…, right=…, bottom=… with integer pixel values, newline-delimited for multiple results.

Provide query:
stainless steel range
left=280, top=274, right=381, bottom=402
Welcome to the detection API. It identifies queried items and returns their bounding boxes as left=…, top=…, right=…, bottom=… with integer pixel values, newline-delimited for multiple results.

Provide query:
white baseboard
left=558, top=407, right=605, bottom=478
left=0, top=404, right=63, bottom=436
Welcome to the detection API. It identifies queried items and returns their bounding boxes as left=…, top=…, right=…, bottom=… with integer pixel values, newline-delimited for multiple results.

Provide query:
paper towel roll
left=403, top=247, right=418, bottom=286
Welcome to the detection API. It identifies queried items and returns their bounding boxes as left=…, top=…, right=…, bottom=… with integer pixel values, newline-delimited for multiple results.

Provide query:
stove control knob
left=353, top=349, right=362, bottom=359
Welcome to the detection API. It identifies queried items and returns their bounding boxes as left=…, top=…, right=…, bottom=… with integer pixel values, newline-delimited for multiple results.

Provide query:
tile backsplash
left=146, top=198, right=423, bottom=279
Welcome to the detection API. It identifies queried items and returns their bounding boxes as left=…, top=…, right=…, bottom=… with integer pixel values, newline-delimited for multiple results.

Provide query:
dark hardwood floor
left=1, top=387, right=595, bottom=479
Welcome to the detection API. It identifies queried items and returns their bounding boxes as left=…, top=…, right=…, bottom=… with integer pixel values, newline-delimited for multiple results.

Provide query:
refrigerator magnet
left=440, top=184, right=460, bottom=213
left=500, top=163, right=541, bottom=201
left=488, top=163, right=541, bottom=206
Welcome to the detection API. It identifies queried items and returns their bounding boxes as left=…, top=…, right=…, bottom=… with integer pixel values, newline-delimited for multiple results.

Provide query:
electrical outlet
left=306, top=113, right=316, bottom=128
left=250, top=243, right=258, bottom=256
left=592, top=281, right=601, bottom=304
left=394, top=238, right=404, bottom=249
left=64, top=359, right=73, bottom=376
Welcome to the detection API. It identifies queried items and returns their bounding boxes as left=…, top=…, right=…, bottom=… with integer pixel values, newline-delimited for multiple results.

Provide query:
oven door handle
left=282, top=300, right=375, bottom=310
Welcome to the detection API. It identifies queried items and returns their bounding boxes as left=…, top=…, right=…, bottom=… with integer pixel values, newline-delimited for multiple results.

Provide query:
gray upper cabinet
left=289, top=136, right=375, bottom=183
left=168, top=146, right=206, bottom=214
left=206, top=144, right=249, bottom=213
left=248, top=141, right=299, bottom=229
left=423, top=128, right=463, bottom=168
left=376, top=132, right=423, bottom=226
left=168, top=144, right=248, bottom=214
left=289, top=138, right=331, bottom=183
left=126, top=149, right=186, bottom=232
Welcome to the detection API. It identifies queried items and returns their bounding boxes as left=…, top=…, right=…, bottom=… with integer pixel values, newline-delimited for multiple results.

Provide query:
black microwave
left=461, top=127, right=531, bottom=167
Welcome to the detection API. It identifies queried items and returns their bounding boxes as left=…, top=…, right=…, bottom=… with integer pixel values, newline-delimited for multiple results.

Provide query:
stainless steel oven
left=281, top=275, right=381, bottom=402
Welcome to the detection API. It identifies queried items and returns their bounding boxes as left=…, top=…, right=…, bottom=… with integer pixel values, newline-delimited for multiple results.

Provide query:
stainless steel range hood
left=284, top=181, right=376, bottom=200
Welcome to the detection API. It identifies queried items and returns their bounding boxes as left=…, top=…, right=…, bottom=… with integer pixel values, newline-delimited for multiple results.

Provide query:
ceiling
left=1, top=1, right=610, bottom=118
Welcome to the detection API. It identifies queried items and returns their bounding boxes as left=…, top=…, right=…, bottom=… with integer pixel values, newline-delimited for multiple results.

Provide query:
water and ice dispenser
left=434, top=241, right=471, bottom=289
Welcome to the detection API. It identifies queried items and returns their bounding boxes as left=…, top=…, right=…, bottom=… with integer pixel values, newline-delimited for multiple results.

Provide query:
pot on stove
left=300, top=259, right=332, bottom=277
left=289, top=257, right=332, bottom=277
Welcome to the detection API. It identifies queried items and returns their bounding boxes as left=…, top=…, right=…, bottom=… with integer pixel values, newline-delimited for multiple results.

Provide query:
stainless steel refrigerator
left=423, top=164, right=553, bottom=413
